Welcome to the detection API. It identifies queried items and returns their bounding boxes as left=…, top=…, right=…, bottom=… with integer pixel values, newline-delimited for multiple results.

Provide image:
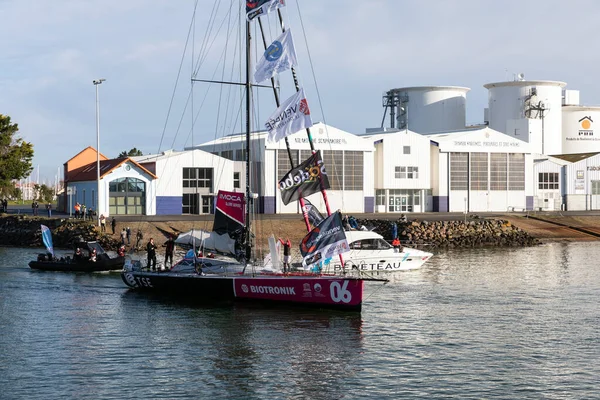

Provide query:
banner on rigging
left=266, top=88, right=313, bottom=143
left=213, top=190, right=245, bottom=236
left=246, top=0, right=285, bottom=21
left=301, top=199, right=324, bottom=227
left=278, top=151, right=330, bottom=205
left=299, top=211, right=348, bottom=268
left=40, top=224, right=54, bottom=257
left=254, top=29, right=298, bottom=84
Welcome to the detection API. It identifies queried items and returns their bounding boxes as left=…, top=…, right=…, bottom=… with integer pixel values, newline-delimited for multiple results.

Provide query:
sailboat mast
left=244, top=19, right=252, bottom=263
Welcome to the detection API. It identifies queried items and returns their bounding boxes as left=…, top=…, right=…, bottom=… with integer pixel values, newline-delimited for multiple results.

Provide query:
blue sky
left=1, top=0, right=599, bottom=182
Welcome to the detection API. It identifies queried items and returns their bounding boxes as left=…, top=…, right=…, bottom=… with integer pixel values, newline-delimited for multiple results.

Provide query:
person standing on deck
left=120, top=228, right=127, bottom=246
left=278, top=238, right=292, bottom=272
left=46, top=202, right=52, bottom=217
left=111, top=217, right=116, bottom=234
left=146, top=238, right=157, bottom=271
left=126, top=227, right=131, bottom=245
left=163, top=235, right=175, bottom=268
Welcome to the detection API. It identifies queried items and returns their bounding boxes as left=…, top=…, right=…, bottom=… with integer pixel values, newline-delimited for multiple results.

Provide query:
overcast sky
left=1, top=0, right=599, bottom=182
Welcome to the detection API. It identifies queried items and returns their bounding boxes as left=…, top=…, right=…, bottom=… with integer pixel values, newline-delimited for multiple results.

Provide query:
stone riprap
left=0, top=215, right=121, bottom=250
left=357, top=217, right=539, bottom=249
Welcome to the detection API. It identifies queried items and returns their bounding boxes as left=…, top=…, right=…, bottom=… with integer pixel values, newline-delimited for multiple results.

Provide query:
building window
left=395, top=166, right=406, bottom=179
left=182, top=193, right=198, bottom=214
left=322, top=150, right=343, bottom=190
left=470, top=152, right=488, bottom=191
left=376, top=189, right=386, bottom=206
left=539, top=172, right=559, bottom=190
left=344, top=151, right=363, bottom=190
left=508, top=153, right=525, bottom=190
left=407, top=166, right=418, bottom=179
left=450, top=152, right=468, bottom=190
left=221, top=150, right=233, bottom=160
left=403, top=146, right=410, bottom=155
left=592, top=181, right=600, bottom=195
left=395, top=166, right=418, bottom=179
left=277, top=150, right=299, bottom=181
left=233, top=172, right=240, bottom=189
left=490, top=153, right=507, bottom=190
left=109, top=178, right=146, bottom=215
left=183, top=168, right=213, bottom=190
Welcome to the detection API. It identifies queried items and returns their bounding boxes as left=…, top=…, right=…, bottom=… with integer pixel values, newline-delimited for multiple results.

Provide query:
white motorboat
left=325, top=230, right=433, bottom=273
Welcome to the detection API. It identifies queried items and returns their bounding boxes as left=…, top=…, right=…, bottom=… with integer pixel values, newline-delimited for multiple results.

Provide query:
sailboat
left=120, top=1, right=386, bottom=311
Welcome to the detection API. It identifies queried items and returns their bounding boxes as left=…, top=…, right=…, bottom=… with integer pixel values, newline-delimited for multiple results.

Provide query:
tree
left=38, top=184, right=55, bottom=202
left=118, top=148, right=143, bottom=158
left=0, top=115, right=34, bottom=196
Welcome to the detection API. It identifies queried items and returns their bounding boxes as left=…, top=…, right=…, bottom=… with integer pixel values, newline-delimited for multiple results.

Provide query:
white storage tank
left=390, top=86, right=469, bottom=134
left=561, top=106, right=600, bottom=154
left=484, top=80, right=566, bottom=155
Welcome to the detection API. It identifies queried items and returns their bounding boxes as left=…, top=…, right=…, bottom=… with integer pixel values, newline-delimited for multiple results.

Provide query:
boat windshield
left=349, top=238, right=392, bottom=250
left=87, top=242, right=106, bottom=255
left=170, top=258, right=196, bottom=273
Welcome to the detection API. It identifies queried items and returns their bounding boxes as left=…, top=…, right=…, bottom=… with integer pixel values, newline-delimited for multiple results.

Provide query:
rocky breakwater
left=0, top=215, right=121, bottom=250
left=357, top=217, right=539, bottom=249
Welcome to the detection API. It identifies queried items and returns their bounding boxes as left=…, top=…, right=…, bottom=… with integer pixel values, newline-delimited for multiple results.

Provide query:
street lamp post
left=93, top=78, right=106, bottom=227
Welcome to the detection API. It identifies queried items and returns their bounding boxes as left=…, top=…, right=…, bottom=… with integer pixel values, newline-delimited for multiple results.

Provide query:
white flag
left=265, top=88, right=313, bottom=143
left=254, top=29, right=298, bottom=84
left=246, top=0, right=285, bottom=21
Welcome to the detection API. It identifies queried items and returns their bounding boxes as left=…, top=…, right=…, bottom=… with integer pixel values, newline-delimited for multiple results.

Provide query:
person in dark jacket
left=163, top=236, right=175, bottom=268
left=279, top=238, right=292, bottom=272
left=146, top=238, right=157, bottom=271
left=111, top=217, right=116, bottom=234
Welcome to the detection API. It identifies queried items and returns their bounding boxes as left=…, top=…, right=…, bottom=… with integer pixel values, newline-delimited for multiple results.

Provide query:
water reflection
left=116, top=290, right=364, bottom=399
left=1, top=244, right=600, bottom=399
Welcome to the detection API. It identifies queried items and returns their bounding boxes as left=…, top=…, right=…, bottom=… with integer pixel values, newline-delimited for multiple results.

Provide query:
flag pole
left=275, top=8, right=345, bottom=271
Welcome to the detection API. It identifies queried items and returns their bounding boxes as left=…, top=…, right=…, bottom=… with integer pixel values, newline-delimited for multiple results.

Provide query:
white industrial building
left=428, top=127, right=532, bottom=212
left=131, top=150, right=245, bottom=215
left=361, top=129, right=433, bottom=213
left=382, top=86, right=469, bottom=134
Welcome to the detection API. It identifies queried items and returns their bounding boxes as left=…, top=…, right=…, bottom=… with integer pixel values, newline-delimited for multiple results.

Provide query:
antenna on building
left=517, top=73, right=525, bottom=81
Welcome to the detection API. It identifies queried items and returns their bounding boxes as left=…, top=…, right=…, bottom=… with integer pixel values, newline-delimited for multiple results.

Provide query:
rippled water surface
left=1, top=243, right=599, bottom=399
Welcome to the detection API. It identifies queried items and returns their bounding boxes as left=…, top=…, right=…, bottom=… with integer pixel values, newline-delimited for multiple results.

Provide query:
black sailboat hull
left=121, top=270, right=364, bottom=311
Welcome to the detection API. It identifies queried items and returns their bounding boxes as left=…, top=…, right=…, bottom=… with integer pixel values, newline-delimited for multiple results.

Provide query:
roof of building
left=545, top=152, right=600, bottom=163
left=483, top=80, right=567, bottom=89
left=386, top=85, right=470, bottom=93
left=64, top=146, right=109, bottom=165
left=68, top=158, right=158, bottom=182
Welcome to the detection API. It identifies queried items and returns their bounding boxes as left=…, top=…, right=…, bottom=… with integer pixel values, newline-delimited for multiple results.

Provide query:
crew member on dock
left=146, top=238, right=157, bottom=271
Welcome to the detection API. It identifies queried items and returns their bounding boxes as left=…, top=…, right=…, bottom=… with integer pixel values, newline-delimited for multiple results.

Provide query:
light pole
left=93, top=78, right=106, bottom=226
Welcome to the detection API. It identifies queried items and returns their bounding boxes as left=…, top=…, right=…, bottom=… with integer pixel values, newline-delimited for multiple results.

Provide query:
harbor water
left=1, top=242, right=599, bottom=399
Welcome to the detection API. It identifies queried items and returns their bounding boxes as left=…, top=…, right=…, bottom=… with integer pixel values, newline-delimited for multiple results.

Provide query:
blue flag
left=40, top=225, right=54, bottom=257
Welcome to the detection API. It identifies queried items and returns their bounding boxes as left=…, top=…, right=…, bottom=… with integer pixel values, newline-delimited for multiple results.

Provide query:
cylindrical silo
left=389, top=86, right=469, bottom=134
left=562, top=106, right=600, bottom=154
left=484, top=80, right=566, bottom=155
